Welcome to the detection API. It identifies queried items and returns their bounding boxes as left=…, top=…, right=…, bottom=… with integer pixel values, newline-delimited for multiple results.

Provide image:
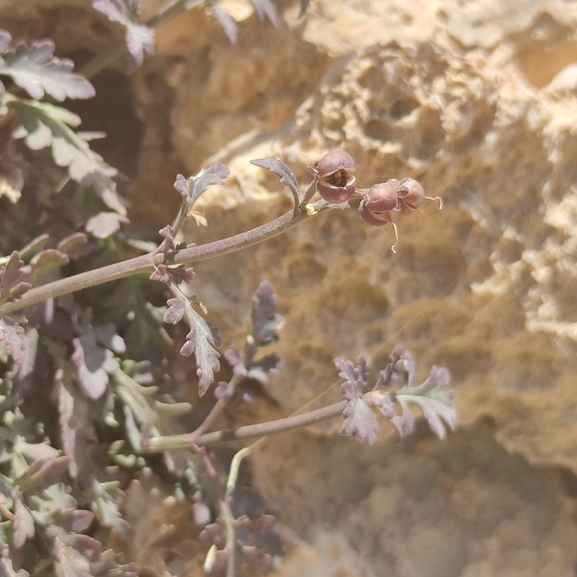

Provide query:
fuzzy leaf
left=72, top=332, right=119, bottom=400
left=18, top=234, right=50, bottom=260
left=0, top=251, right=27, bottom=304
left=149, top=264, right=170, bottom=284
left=174, top=163, right=230, bottom=207
left=27, top=249, right=69, bottom=285
left=56, top=233, right=91, bottom=260
left=125, top=23, right=156, bottom=66
left=1, top=39, right=95, bottom=101
left=7, top=96, right=125, bottom=216
left=394, top=366, right=457, bottom=440
left=250, top=157, right=299, bottom=207
left=180, top=307, right=221, bottom=396
left=13, top=492, right=35, bottom=548
left=336, top=356, right=369, bottom=395
left=251, top=280, right=283, bottom=346
left=51, top=509, right=94, bottom=533
left=0, top=315, right=26, bottom=367
left=213, top=6, right=239, bottom=45
left=341, top=396, right=379, bottom=444
left=93, top=0, right=156, bottom=65
left=337, top=357, right=377, bottom=444
left=17, top=456, right=71, bottom=492
left=86, top=212, right=128, bottom=238
left=164, top=298, right=186, bottom=324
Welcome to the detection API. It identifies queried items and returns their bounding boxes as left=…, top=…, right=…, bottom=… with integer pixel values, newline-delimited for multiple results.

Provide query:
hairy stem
left=1, top=205, right=323, bottom=315
left=138, top=400, right=347, bottom=453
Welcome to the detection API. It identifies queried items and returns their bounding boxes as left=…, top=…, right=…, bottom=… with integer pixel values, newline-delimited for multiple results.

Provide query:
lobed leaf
left=337, top=357, right=377, bottom=444
left=0, top=39, right=95, bottom=101
left=180, top=307, right=221, bottom=396
left=0, top=315, right=26, bottom=368
left=163, top=297, right=186, bottom=324
left=16, top=456, right=71, bottom=492
left=0, top=251, right=28, bottom=305
left=13, top=491, right=35, bottom=548
left=340, top=396, right=379, bottom=445
left=93, top=0, right=156, bottom=65
left=394, top=366, right=457, bottom=440
left=6, top=96, right=126, bottom=216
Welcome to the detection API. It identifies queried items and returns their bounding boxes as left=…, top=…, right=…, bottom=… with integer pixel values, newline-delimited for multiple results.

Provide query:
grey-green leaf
left=1, top=39, right=95, bottom=101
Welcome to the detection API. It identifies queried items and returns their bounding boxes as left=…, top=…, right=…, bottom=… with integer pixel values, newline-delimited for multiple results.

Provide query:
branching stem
left=137, top=400, right=347, bottom=453
left=1, top=203, right=329, bottom=315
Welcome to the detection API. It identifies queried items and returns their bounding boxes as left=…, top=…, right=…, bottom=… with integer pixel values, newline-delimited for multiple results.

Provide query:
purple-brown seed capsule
left=313, top=150, right=356, bottom=204
left=365, top=182, right=398, bottom=213
left=395, top=177, right=424, bottom=215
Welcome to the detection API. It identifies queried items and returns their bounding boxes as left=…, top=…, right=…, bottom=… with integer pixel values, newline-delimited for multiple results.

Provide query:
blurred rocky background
left=2, top=0, right=577, bottom=575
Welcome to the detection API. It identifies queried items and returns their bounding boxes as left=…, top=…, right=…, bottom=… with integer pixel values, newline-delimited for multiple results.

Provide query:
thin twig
left=137, top=400, right=347, bottom=453
left=1, top=203, right=332, bottom=315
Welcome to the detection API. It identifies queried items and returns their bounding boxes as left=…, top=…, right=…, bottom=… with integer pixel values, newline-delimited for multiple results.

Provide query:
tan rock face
left=190, top=40, right=577, bottom=468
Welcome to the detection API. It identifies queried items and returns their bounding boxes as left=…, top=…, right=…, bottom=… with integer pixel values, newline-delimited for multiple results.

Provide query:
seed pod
left=313, top=150, right=356, bottom=204
left=364, top=182, right=398, bottom=213
left=358, top=198, right=392, bottom=226
left=395, top=177, right=424, bottom=215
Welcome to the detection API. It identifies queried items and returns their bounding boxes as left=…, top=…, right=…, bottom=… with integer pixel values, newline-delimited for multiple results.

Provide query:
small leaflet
left=163, top=298, right=186, bottom=324
left=336, top=357, right=379, bottom=445
left=0, top=252, right=28, bottom=304
left=0, top=315, right=26, bottom=368
left=13, top=490, right=35, bottom=548
left=174, top=163, right=230, bottom=207
left=250, top=157, right=300, bottom=208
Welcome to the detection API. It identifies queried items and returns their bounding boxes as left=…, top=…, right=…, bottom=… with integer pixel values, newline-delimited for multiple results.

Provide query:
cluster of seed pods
left=309, top=151, right=429, bottom=250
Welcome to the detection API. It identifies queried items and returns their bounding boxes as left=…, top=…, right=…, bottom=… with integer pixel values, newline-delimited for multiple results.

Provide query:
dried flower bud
left=395, top=177, right=424, bottom=215
left=313, top=150, right=356, bottom=204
